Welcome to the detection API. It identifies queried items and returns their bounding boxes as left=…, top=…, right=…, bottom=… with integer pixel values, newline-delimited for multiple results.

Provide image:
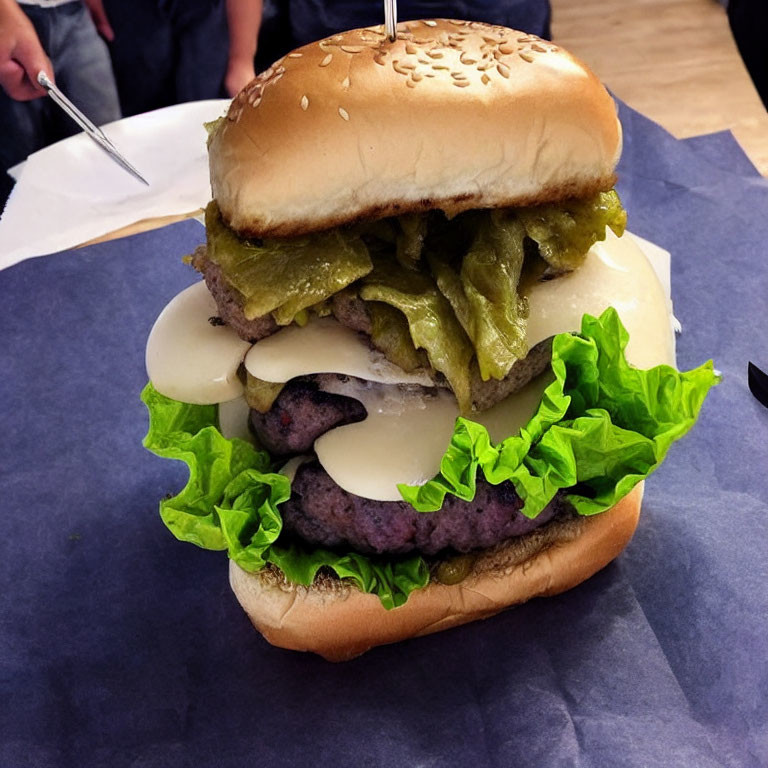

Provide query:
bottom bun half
left=229, top=482, right=643, bottom=661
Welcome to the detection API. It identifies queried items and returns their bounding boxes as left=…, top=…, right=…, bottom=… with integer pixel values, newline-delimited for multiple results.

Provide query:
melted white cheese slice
left=527, top=230, right=675, bottom=369
left=279, top=456, right=310, bottom=483
left=475, top=371, right=556, bottom=445
left=314, top=382, right=460, bottom=500
left=146, top=281, right=251, bottom=404
left=217, top=396, right=253, bottom=442
left=244, top=317, right=433, bottom=386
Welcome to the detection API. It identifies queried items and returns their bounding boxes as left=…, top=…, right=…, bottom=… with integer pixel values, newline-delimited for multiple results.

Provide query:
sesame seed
left=497, top=63, right=511, bottom=78
left=423, top=20, right=437, bottom=27
left=338, top=107, right=350, bottom=121
left=519, top=52, right=534, bottom=63
left=531, top=43, right=546, bottom=53
left=342, top=76, right=350, bottom=88
left=498, top=43, right=515, bottom=55
left=481, top=73, right=490, bottom=85
left=320, top=54, right=333, bottom=67
left=288, top=52, right=303, bottom=58
left=373, top=55, right=386, bottom=66
left=406, top=79, right=416, bottom=88
left=453, top=80, right=471, bottom=88
left=426, top=50, right=444, bottom=59
left=300, top=95, right=309, bottom=110
left=405, top=42, right=417, bottom=55
left=341, top=45, right=364, bottom=53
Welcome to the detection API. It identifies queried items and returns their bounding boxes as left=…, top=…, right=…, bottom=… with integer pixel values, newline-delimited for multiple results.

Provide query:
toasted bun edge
left=229, top=482, right=643, bottom=661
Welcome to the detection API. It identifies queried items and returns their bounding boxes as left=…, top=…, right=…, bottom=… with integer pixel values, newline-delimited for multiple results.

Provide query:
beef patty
left=250, top=379, right=366, bottom=457
left=280, top=460, right=569, bottom=556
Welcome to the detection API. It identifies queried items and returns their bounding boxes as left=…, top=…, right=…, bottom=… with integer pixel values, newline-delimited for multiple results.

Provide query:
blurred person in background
left=101, top=0, right=262, bottom=116
left=234, top=0, right=552, bottom=94
left=0, top=0, right=121, bottom=207
left=99, top=0, right=552, bottom=111
left=2, top=0, right=551, bottom=137
left=285, top=0, right=551, bottom=51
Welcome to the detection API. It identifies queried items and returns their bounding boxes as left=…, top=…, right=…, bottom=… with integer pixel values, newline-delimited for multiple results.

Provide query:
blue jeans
left=0, top=1, right=121, bottom=203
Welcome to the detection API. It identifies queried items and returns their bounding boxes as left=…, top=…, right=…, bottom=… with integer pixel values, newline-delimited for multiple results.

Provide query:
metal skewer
left=37, top=71, right=149, bottom=186
left=384, top=0, right=397, bottom=42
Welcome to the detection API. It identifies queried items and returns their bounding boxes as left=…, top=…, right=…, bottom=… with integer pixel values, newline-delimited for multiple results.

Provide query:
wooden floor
left=551, top=0, right=768, bottom=175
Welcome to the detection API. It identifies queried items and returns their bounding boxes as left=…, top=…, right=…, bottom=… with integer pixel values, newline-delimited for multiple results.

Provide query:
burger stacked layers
left=142, top=20, right=718, bottom=660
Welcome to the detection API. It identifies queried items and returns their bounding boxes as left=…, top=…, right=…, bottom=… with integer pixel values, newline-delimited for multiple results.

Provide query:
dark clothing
left=728, top=0, right=768, bottom=109
left=288, top=0, right=551, bottom=47
left=102, top=0, right=229, bottom=116
left=257, top=0, right=551, bottom=71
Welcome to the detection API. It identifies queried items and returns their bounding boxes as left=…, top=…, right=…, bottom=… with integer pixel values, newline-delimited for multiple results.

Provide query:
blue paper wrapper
left=1, top=102, right=766, bottom=767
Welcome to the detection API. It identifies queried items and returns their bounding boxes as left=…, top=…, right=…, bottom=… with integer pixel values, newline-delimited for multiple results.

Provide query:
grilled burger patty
left=281, top=459, right=569, bottom=556
left=249, top=379, right=367, bottom=457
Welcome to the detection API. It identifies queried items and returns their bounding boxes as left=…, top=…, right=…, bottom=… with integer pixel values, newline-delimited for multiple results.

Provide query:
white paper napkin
left=0, top=99, right=229, bottom=270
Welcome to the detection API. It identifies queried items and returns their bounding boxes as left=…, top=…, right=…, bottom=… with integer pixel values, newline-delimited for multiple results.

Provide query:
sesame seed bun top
left=208, top=19, right=623, bottom=239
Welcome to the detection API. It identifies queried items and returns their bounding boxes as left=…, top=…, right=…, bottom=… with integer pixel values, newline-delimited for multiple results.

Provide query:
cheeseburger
left=142, top=20, right=717, bottom=661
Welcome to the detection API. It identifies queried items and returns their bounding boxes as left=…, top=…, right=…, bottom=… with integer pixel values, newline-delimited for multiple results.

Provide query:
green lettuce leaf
left=141, top=384, right=429, bottom=609
left=142, top=308, right=717, bottom=609
left=399, top=308, right=719, bottom=516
